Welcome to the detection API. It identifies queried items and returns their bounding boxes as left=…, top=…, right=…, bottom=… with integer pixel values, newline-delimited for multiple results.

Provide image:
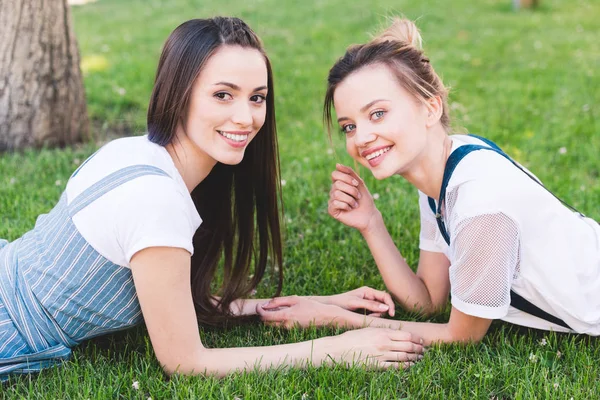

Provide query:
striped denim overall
left=0, top=164, right=169, bottom=381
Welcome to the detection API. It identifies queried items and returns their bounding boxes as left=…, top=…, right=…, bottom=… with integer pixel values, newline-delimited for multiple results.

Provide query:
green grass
left=1, top=0, right=599, bottom=398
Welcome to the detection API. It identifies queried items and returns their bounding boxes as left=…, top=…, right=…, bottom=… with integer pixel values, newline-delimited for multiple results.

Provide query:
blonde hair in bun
left=324, top=17, right=450, bottom=135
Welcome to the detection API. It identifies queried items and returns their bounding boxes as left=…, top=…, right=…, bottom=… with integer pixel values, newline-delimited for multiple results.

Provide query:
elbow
left=158, top=349, right=223, bottom=378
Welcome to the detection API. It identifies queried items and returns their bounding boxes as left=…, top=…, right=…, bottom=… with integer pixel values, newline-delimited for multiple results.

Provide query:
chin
left=218, top=154, right=246, bottom=166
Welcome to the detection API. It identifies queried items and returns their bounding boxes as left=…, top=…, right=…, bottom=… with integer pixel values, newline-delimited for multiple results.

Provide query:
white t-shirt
left=66, top=135, right=202, bottom=268
left=419, top=135, right=600, bottom=334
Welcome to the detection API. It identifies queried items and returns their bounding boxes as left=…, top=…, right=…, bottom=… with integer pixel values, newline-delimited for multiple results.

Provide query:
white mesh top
left=419, top=135, right=600, bottom=334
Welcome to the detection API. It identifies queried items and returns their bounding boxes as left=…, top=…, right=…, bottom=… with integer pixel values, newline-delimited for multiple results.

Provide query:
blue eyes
left=372, top=110, right=385, bottom=120
left=340, top=110, right=386, bottom=135
left=341, top=124, right=356, bottom=134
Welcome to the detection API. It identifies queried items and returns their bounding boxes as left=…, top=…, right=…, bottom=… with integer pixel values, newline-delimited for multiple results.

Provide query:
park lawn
left=1, top=0, right=599, bottom=398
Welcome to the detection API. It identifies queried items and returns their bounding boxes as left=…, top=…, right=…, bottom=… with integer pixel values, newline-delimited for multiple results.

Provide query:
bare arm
left=329, top=164, right=450, bottom=315
left=130, top=247, right=424, bottom=377
left=360, top=212, right=451, bottom=315
left=259, top=297, right=490, bottom=346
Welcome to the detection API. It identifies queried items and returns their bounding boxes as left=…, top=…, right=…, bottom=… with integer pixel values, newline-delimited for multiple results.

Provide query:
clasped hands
left=256, top=286, right=395, bottom=329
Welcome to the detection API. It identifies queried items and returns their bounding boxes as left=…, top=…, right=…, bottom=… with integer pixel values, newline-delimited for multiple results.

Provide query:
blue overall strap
left=428, top=136, right=572, bottom=330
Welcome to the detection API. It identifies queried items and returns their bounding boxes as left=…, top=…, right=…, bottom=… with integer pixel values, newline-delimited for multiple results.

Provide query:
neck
left=401, top=126, right=452, bottom=200
left=166, top=132, right=217, bottom=193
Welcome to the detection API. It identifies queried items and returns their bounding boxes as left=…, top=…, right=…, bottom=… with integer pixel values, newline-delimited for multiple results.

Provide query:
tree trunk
left=0, top=0, right=88, bottom=151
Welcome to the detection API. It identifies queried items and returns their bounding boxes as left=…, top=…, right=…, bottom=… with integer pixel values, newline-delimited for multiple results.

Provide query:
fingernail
left=358, top=192, right=362, bottom=199
left=354, top=202, right=359, bottom=208
left=379, top=304, right=389, bottom=311
left=352, top=179, right=358, bottom=186
left=420, top=338, right=424, bottom=344
left=418, top=354, right=424, bottom=360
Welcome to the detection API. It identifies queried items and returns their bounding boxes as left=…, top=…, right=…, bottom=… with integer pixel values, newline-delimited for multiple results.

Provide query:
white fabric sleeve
left=449, top=212, right=520, bottom=319
left=418, top=191, right=446, bottom=253
left=114, top=175, right=197, bottom=265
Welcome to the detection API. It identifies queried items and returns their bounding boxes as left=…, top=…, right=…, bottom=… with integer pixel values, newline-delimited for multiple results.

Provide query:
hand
left=332, top=327, right=424, bottom=369
left=327, top=286, right=395, bottom=318
left=257, top=296, right=347, bottom=328
left=328, top=164, right=380, bottom=233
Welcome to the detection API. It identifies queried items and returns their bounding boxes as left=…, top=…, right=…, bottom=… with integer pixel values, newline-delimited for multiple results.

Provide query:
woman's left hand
left=325, top=286, right=395, bottom=317
left=257, top=296, right=349, bottom=328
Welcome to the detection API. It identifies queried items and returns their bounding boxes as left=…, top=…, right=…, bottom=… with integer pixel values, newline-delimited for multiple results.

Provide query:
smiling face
left=181, top=45, right=269, bottom=165
left=333, top=63, right=431, bottom=179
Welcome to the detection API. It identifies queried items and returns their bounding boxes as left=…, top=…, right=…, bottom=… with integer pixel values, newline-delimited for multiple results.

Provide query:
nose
left=353, top=126, right=377, bottom=147
left=231, top=101, right=253, bottom=127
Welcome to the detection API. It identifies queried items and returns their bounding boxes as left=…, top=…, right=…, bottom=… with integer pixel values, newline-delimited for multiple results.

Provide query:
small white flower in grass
left=534, top=41, right=542, bottom=49
left=327, top=148, right=334, bottom=155
left=558, top=147, right=567, bottom=155
left=73, top=158, right=81, bottom=165
left=116, top=87, right=126, bottom=96
left=9, top=177, right=16, bottom=185
left=556, top=350, right=562, bottom=359
left=373, top=193, right=380, bottom=200
left=250, top=289, right=257, bottom=296
left=286, top=217, right=292, bottom=224
left=582, top=104, right=590, bottom=112
left=529, top=353, right=538, bottom=363
left=539, top=338, right=547, bottom=346
left=281, top=179, right=286, bottom=186
left=580, top=185, right=586, bottom=191
left=132, top=381, right=140, bottom=390
left=55, top=180, right=62, bottom=186
left=553, top=382, right=559, bottom=390
left=302, top=394, right=310, bottom=400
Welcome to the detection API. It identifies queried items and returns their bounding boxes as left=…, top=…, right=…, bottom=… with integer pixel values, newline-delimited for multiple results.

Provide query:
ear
left=424, top=95, right=443, bottom=128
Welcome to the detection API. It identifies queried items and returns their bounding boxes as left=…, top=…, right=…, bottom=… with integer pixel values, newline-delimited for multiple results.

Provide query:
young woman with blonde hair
left=260, top=18, right=600, bottom=344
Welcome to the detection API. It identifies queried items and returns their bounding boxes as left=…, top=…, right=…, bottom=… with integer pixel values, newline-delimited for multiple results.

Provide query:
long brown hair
left=147, top=17, right=283, bottom=326
left=324, top=18, right=450, bottom=134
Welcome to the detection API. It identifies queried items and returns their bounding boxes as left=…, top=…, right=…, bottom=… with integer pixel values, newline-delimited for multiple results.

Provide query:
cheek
left=345, top=137, right=359, bottom=158
left=253, top=106, right=267, bottom=129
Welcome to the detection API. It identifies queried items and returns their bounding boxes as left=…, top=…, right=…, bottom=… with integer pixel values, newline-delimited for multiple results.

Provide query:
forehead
left=333, top=63, right=407, bottom=110
left=197, top=45, right=268, bottom=88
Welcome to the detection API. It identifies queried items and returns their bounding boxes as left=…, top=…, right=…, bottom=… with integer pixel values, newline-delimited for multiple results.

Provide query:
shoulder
left=66, top=135, right=184, bottom=200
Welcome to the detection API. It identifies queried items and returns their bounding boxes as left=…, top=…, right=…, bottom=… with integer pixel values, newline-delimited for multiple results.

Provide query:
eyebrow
left=213, top=82, right=268, bottom=92
left=337, top=99, right=389, bottom=123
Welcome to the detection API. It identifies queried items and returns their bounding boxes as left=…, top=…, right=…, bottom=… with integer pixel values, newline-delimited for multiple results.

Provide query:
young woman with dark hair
left=260, top=18, right=600, bottom=344
left=0, top=17, right=424, bottom=381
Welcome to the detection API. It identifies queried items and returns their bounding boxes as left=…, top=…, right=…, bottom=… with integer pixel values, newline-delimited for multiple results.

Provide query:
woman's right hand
left=328, top=164, right=380, bottom=233
left=332, top=327, right=424, bottom=369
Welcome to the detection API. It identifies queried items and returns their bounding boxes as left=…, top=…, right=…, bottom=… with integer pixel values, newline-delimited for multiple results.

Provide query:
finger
left=349, top=299, right=390, bottom=314
left=336, top=164, right=363, bottom=184
left=330, top=199, right=352, bottom=212
left=264, top=321, right=284, bottom=327
left=332, top=190, right=359, bottom=209
left=388, top=341, right=425, bottom=355
left=378, top=361, right=415, bottom=370
left=361, top=288, right=395, bottom=317
left=385, top=351, right=423, bottom=363
left=332, top=180, right=361, bottom=200
left=331, top=170, right=360, bottom=187
left=387, top=329, right=424, bottom=345
left=256, top=305, right=286, bottom=322
left=261, top=296, right=298, bottom=309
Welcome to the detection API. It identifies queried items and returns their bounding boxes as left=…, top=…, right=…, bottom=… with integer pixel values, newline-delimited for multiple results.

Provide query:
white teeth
left=365, top=147, right=391, bottom=160
left=218, top=131, right=247, bottom=142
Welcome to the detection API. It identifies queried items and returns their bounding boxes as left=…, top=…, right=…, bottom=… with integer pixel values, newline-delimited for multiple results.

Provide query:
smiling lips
left=217, top=130, right=251, bottom=148
left=361, top=145, right=393, bottom=167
